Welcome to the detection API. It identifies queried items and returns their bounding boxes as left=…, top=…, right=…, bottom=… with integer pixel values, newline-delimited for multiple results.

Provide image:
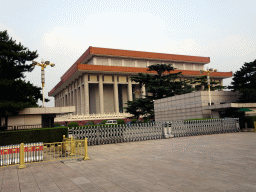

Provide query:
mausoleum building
left=49, top=47, right=232, bottom=120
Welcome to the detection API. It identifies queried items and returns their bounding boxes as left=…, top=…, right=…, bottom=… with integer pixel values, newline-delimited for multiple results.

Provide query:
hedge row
left=0, top=127, right=68, bottom=146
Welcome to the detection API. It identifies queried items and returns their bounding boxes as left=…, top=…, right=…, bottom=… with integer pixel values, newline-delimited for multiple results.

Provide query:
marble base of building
left=55, top=112, right=133, bottom=123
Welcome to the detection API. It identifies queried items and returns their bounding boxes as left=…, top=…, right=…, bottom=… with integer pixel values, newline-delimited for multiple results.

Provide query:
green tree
left=228, top=59, right=256, bottom=102
left=126, top=99, right=149, bottom=120
left=125, top=64, right=193, bottom=120
left=0, top=30, right=43, bottom=128
left=191, top=76, right=225, bottom=91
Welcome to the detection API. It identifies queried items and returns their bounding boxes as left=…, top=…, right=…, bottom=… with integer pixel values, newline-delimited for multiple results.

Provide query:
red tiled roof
left=76, top=46, right=210, bottom=64
left=49, top=64, right=232, bottom=96
left=77, top=64, right=232, bottom=77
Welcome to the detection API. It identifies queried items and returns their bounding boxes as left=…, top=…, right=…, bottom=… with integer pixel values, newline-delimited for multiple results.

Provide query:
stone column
left=63, top=92, right=65, bottom=106
left=80, top=77, right=84, bottom=115
left=68, top=86, right=70, bottom=106
left=141, top=85, right=146, bottom=98
left=66, top=88, right=68, bottom=106
left=99, top=74, right=104, bottom=114
left=61, top=92, right=64, bottom=107
left=220, top=79, right=223, bottom=86
left=70, top=84, right=73, bottom=106
left=56, top=96, right=58, bottom=107
left=108, top=58, right=112, bottom=66
left=135, top=60, right=138, bottom=67
left=57, top=94, right=59, bottom=107
left=128, top=76, right=133, bottom=101
left=77, top=80, right=80, bottom=115
left=71, top=83, right=74, bottom=106
left=62, top=89, right=66, bottom=107
left=192, top=84, right=196, bottom=92
left=75, top=81, right=78, bottom=115
left=58, top=93, right=60, bottom=107
left=83, top=74, right=89, bottom=115
left=78, top=86, right=81, bottom=115
left=78, top=77, right=82, bottom=115
left=114, top=75, right=119, bottom=114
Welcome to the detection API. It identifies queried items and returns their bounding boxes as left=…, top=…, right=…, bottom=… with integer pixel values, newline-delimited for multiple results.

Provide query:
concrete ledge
left=241, top=128, right=255, bottom=132
left=19, top=106, right=76, bottom=115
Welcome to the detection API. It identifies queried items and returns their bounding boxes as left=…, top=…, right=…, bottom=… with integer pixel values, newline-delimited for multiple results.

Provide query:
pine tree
left=0, top=30, right=43, bottom=128
left=125, top=64, right=193, bottom=120
left=191, top=76, right=225, bottom=91
left=228, top=59, right=256, bottom=102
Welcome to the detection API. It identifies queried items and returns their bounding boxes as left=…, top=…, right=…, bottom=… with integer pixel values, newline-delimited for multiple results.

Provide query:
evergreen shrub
left=86, top=121, right=95, bottom=125
left=54, top=123, right=61, bottom=127
left=244, top=116, right=256, bottom=128
left=101, top=120, right=107, bottom=124
left=0, top=127, right=68, bottom=146
left=131, top=119, right=137, bottom=124
left=117, top=119, right=125, bottom=124
left=68, top=122, right=79, bottom=127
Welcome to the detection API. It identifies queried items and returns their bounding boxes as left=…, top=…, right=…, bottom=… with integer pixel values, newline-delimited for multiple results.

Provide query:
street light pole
left=200, top=68, right=214, bottom=106
left=32, top=59, right=55, bottom=107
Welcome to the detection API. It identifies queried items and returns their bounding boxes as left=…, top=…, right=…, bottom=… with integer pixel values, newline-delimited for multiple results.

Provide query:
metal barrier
left=42, top=137, right=89, bottom=162
left=70, top=123, right=164, bottom=145
left=0, top=136, right=90, bottom=168
left=0, top=124, right=42, bottom=132
left=0, top=143, right=43, bottom=167
left=163, top=118, right=240, bottom=138
left=70, top=118, right=240, bottom=144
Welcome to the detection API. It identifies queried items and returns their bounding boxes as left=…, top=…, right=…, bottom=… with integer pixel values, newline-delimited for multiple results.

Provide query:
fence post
left=97, top=126, right=100, bottom=145
left=83, top=138, right=90, bottom=160
left=70, top=136, right=75, bottom=156
left=18, top=143, right=26, bottom=169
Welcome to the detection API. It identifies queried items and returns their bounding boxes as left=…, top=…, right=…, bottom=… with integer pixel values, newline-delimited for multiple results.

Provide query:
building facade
left=49, top=47, right=232, bottom=118
left=154, top=91, right=242, bottom=121
left=1, top=106, right=75, bottom=129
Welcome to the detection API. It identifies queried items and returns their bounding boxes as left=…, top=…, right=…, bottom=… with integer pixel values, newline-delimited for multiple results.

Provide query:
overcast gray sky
left=1, top=0, right=255, bottom=107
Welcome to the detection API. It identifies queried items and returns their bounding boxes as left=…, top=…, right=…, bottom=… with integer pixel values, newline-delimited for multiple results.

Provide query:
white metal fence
left=69, top=123, right=163, bottom=145
left=162, top=118, right=240, bottom=138
left=69, top=118, right=240, bottom=145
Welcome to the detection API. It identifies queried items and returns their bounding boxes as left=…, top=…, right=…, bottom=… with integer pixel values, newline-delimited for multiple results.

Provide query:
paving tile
left=20, top=188, right=41, bottom=192
left=63, top=188, right=83, bottom=192
left=19, top=181, right=39, bottom=191
left=75, top=183, right=106, bottom=192
left=18, top=176, right=36, bottom=183
left=38, top=182, right=61, bottom=192
left=40, top=188, right=61, bottom=192
left=0, top=189, right=20, bottom=192
left=53, top=178, right=82, bottom=191
left=111, top=179, right=151, bottom=191
left=69, top=176, right=91, bottom=185
left=33, top=174, right=51, bottom=182
left=1, top=180, right=20, bottom=191
left=2, top=175, right=18, bottom=181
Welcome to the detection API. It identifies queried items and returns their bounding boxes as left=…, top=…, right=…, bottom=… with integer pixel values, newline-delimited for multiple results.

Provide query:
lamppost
left=200, top=68, right=215, bottom=106
left=32, top=59, right=55, bottom=107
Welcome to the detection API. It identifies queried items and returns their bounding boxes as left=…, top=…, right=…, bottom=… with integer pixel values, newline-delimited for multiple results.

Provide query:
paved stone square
left=0, top=132, right=256, bottom=192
